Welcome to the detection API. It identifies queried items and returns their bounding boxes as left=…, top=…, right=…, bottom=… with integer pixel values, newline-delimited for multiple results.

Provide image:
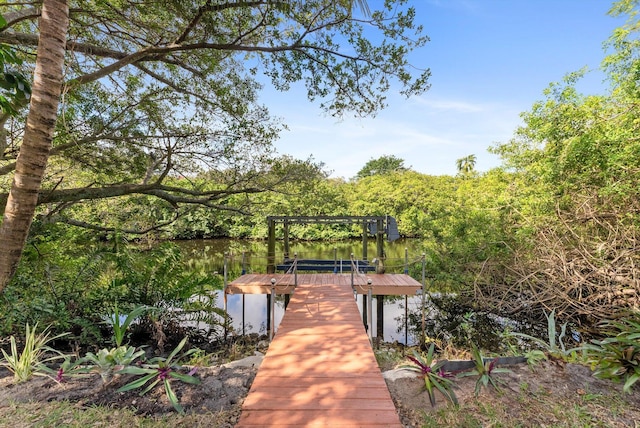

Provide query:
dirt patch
left=0, top=363, right=256, bottom=427
left=386, top=360, right=640, bottom=427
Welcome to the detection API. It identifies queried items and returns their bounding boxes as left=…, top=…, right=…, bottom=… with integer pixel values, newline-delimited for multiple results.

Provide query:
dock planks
left=235, top=280, right=402, bottom=427
left=226, top=273, right=421, bottom=295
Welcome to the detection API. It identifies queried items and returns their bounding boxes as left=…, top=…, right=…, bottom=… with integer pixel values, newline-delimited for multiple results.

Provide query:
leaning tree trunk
left=0, top=0, right=69, bottom=291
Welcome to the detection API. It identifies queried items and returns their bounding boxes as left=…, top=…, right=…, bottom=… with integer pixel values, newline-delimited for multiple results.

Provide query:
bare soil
left=1, top=352, right=639, bottom=427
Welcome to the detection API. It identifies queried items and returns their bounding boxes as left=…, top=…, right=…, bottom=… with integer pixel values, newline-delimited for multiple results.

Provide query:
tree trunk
left=0, top=0, right=69, bottom=291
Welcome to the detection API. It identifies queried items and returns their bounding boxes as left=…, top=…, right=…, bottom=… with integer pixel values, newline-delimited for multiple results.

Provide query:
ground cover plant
left=457, top=343, right=512, bottom=396
left=116, top=337, right=201, bottom=414
left=582, top=316, right=640, bottom=393
left=398, top=343, right=458, bottom=406
left=0, top=323, right=67, bottom=383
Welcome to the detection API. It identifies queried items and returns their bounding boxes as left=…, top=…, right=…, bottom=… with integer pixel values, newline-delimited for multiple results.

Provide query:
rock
left=383, top=368, right=418, bottom=382
left=222, top=355, right=264, bottom=369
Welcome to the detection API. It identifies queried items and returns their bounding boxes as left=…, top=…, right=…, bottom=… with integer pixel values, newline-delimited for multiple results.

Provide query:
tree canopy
left=355, top=154, right=408, bottom=179
left=0, top=0, right=430, bottom=288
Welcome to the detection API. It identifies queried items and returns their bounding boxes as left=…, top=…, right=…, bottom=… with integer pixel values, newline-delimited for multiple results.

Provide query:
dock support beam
left=269, top=278, right=276, bottom=341
left=267, top=218, right=276, bottom=274
left=367, top=280, right=373, bottom=341
left=283, top=219, right=290, bottom=260
left=362, top=295, right=368, bottom=332
left=376, top=218, right=384, bottom=273
left=362, top=221, right=368, bottom=261
left=376, top=295, right=384, bottom=346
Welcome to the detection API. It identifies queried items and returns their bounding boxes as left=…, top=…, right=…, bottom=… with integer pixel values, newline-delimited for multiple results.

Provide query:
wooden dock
left=235, top=280, right=403, bottom=427
left=226, top=273, right=422, bottom=295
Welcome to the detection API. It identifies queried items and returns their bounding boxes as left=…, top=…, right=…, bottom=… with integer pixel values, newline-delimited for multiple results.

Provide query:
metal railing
left=221, top=249, right=428, bottom=344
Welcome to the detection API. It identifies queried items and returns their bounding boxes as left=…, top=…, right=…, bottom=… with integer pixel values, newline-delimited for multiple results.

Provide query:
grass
left=0, top=401, right=238, bottom=428
left=416, top=383, right=638, bottom=428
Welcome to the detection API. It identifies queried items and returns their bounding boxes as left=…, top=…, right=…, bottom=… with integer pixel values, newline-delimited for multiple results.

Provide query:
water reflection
left=180, top=238, right=428, bottom=345
left=177, top=238, right=428, bottom=275
left=215, top=290, right=421, bottom=345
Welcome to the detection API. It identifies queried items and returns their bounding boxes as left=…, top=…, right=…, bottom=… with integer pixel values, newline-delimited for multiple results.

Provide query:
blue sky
left=264, top=0, right=627, bottom=179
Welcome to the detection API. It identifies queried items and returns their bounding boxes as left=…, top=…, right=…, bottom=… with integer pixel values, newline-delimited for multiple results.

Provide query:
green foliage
left=1, top=226, right=110, bottom=340
left=38, top=356, right=90, bottom=384
left=523, top=350, right=547, bottom=370
left=458, top=344, right=512, bottom=396
left=109, top=304, right=152, bottom=347
left=355, top=155, right=408, bottom=179
left=479, top=1, right=640, bottom=324
left=509, top=309, right=569, bottom=357
left=0, top=0, right=429, bottom=257
left=2, top=231, right=221, bottom=348
left=0, top=324, right=68, bottom=383
left=117, top=337, right=201, bottom=413
left=398, top=343, right=458, bottom=406
left=0, top=41, right=31, bottom=115
left=455, top=154, right=476, bottom=176
left=99, top=243, right=225, bottom=340
left=83, top=346, right=146, bottom=384
left=581, top=317, right=640, bottom=393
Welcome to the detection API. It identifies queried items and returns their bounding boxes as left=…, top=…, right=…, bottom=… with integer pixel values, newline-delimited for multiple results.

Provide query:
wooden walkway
left=226, top=273, right=421, bottom=295
left=235, top=280, right=403, bottom=427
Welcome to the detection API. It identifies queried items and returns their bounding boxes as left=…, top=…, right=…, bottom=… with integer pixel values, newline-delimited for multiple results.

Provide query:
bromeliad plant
left=581, top=317, right=640, bottom=393
left=458, top=343, right=511, bottom=396
left=117, top=337, right=201, bottom=413
left=39, top=356, right=90, bottom=383
left=0, top=323, right=68, bottom=383
left=109, top=304, right=151, bottom=347
left=509, top=309, right=568, bottom=358
left=84, top=345, right=145, bottom=384
left=398, top=343, right=458, bottom=406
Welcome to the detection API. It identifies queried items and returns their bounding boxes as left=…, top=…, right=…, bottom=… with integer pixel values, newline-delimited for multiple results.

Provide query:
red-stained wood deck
left=235, top=280, right=403, bottom=427
left=226, top=273, right=421, bottom=295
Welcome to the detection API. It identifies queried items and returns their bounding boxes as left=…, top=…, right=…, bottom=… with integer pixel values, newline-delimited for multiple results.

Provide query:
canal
left=176, top=238, right=430, bottom=345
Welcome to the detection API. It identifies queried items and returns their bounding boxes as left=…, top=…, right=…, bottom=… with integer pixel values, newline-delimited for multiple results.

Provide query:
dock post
left=362, top=295, right=368, bottom=332
left=376, top=295, right=384, bottom=347
left=376, top=218, right=384, bottom=273
left=405, top=295, right=408, bottom=346
left=362, top=221, right=368, bottom=261
left=350, top=253, right=355, bottom=285
left=267, top=217, right=276, bottom=274
left=367, top=279, right=373, bottom=341
left=283, top=219, right=290, bottom=260
left=404, top=248, right=409, bottom=275
left=269, top=278, right=276, bottom=341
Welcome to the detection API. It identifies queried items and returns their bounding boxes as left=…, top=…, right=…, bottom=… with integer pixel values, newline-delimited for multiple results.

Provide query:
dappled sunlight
left=236, top=281, right=402, bottom=427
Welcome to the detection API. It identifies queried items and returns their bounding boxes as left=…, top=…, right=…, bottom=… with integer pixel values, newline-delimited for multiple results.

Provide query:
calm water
left=176, top=238, right=429, bottom=344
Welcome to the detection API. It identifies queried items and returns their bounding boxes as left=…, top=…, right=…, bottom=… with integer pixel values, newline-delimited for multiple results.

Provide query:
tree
left=0, top=0, right=68, bottom=290
left=455, top=154, right=476, bottom=176
left=478, top=0, right=640, bottom=325
left=355, top=154, right=408, bottom=179
left=0, top=1, right=430, bottom=289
